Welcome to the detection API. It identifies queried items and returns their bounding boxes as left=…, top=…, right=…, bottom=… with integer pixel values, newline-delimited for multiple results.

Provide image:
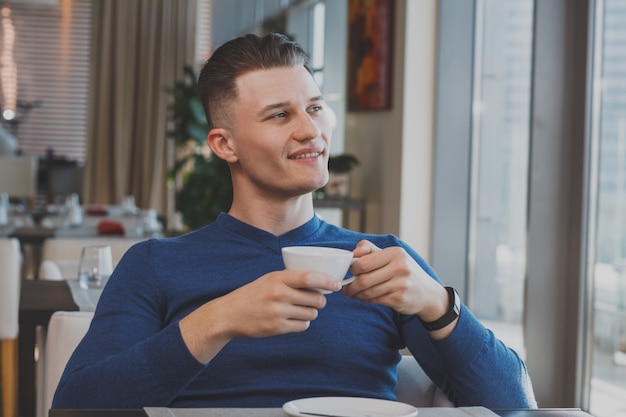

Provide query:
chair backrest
left=42, top=311, right=93, bottom=416
left=395, top=355, right=454, bottom=407
left=39, top=237, right=143, bottom=279
left=0, top=238, right=21, bottom=339
left=38, top=260, right=68, bottom=281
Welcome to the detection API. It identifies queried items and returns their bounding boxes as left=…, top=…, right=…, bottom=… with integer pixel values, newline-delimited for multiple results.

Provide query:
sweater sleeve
left=52, top=242, right=207, bottom=409
left=393, top=248, right=537, bottom=408
left=403, top=306, right=537, bottom=409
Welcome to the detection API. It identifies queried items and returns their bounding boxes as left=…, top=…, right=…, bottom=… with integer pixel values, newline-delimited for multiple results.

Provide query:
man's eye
left=271, top=112, right=287, bottom=119
left=309, top=105, right=322, bottom=113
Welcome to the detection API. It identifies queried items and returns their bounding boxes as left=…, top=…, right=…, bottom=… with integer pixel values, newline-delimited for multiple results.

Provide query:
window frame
left=431, top=0, right=592, bottom=408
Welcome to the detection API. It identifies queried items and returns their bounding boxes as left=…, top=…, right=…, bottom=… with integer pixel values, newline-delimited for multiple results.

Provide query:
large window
left=468, top=1, right=626, bottom=412
left=468, top=0, right=534, bottom=358
left=587, top=0, right=626, bottom=415
left=434, top=0, right=625, bottom=411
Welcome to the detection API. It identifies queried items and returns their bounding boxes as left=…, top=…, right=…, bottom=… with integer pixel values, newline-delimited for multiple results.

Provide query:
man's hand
left=343, top=240, right=457, bottom=338
left=180, top=270, right=342, bottom=363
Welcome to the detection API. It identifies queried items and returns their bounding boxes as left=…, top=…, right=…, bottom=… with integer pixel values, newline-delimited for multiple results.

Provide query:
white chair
left=40, top=311, right=94, bottom=417
left=395, top=354, right=454, bottom=407
left=0, top=237, right=21, bottom=417
left=38, top=259, right=71, bottom=280
left=38, top=236, right=143, bottom=279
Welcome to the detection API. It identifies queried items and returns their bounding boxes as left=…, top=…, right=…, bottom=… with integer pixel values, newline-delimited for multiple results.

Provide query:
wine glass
left=78, top=245, right=113, bottom=289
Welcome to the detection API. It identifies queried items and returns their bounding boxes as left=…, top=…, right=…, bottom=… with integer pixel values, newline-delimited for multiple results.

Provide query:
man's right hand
left=179, top=270, right=342, bottom=364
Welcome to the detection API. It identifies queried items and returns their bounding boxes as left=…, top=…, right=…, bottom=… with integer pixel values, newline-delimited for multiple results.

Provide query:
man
left=53, top=33, right=536, bottom=409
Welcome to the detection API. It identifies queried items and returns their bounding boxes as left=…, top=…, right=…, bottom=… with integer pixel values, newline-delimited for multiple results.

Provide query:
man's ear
left=207, top=128, right=238, bottom=163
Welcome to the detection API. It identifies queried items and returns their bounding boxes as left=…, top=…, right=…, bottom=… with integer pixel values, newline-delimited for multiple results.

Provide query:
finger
left=273, top=303, right=323, bottom=334
left=345, top=251, right=409, bottom=297
left=352, top=278, right=398, bottom=301
left=351, top=246, right=409, bottom=278
left=235, top=298, right=322, bottom=337
left=285, top=271, right=342, bottom=294
left=350, top=241, right=389, bottom=277
left=287, top=304, right=320, bottom=322
left=259, top=315, right=312, bottom=336
left=290, top=288, right=328, bottom=309
left=350, top=253, right=391, bottom=281
left=352, top=240, right=382, bottom=258
left=283, top=319, right=312, bottom=333
left=343, top=275, right=390, bottom=300
left=343, top=277, right=411, bottom=313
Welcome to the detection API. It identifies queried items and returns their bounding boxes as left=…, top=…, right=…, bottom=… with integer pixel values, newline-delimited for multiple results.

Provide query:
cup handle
left=341, top=276, right=356, bottom=286
left=341, top=258, right=359, bottom=287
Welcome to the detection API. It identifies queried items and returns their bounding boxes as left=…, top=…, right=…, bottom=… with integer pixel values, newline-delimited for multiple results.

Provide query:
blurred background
left=1, top=0, right=625, bottom=416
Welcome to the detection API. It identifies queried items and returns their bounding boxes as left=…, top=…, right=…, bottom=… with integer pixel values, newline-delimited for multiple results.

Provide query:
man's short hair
left=198, top=33, right=313, bottom=130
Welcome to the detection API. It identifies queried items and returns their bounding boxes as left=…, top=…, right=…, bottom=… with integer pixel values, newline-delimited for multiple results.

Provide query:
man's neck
left=228, top=193, right=315, bottom=236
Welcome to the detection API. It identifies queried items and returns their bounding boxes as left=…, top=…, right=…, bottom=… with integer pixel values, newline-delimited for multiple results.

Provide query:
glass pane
left=588, top=1, right=626, bottom=416
left=312, top=2, right=326, bottom=87
left=468, top=0, right=534, bottom=358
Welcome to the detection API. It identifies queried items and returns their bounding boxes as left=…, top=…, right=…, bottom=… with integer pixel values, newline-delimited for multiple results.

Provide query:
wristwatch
left=419, top=287, right=461, bottom=331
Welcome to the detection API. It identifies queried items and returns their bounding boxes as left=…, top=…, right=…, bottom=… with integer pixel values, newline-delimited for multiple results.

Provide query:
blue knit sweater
left=52, top=214, right=536, bottom=409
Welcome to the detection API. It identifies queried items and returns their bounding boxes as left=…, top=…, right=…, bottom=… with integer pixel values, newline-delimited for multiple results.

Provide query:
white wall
left=398, top=0, right=437, bottom=260
left=345, top=0, right=437, bottom=260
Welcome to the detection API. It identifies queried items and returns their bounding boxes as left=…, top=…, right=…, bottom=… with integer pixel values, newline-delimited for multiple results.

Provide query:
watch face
left=452, top=288, right=461, bottom=313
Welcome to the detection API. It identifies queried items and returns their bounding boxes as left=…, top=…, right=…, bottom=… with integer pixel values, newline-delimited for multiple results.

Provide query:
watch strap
left=419, top=286, right=461, bottom=331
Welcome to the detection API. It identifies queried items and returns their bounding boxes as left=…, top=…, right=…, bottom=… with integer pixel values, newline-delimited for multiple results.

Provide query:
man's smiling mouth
left=289, top=151, right=323, bottom=160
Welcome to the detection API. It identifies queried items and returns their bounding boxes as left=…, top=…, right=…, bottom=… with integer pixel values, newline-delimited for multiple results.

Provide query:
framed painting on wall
left=347, top=0, right=394, bottom=111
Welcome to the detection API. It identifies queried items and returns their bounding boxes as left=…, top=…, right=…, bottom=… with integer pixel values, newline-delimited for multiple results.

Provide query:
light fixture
left=2, top=108, right=15, bottom=120
left=1, top=3, right=17, bottom=121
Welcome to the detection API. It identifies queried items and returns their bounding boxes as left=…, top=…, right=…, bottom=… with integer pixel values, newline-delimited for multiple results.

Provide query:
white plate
left=282, top=396, right=418, bottom=417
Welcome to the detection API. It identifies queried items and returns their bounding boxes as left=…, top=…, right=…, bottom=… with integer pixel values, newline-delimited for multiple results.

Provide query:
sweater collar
left=214, top=212, right=324, bottom=253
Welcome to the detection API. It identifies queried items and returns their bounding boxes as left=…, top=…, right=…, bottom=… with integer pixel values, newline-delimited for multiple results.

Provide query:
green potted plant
left=328, top=154, right=360, bottom=173
left=165, top=65, right=232, bottom=231
left=318, top=154, right=360, bottom=198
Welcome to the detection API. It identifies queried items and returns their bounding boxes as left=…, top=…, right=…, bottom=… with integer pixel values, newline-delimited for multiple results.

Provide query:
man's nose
left=292, top=112, right=322, bottom=141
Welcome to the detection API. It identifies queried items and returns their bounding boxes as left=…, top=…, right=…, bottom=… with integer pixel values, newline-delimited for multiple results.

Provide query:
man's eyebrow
left=256, top=96, right=326, bottom=118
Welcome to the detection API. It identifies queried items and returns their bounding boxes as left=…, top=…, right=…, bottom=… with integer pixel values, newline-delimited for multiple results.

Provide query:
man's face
left=225, top=65, right=333, bottom=199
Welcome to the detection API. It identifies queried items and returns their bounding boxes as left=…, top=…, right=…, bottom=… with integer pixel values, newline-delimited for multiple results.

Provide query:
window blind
left=4, top=0, right=211, bottom=164
left=195, top=0, right=213, bottom=69
left=7, top=0, right=91, bottom=163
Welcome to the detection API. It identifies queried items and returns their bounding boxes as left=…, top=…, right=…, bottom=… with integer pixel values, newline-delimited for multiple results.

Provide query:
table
left=48, top=408, right=595, bottom=417
left=6, top=201, right=159, bottom=280
left=19, top=279, right=78, bottom=417
left=10, top=226, right=56, bottom=279
left=10, top=222, right=147, bottom=279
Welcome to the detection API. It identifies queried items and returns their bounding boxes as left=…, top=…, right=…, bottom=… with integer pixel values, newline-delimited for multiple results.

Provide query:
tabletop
left=19, top=278, right=78, bottom=313
left=48, top=408, right=595, bottom=417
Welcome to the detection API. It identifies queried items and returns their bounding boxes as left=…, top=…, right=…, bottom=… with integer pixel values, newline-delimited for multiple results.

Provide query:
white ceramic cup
left=281, top=246, right=355, bottom=294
